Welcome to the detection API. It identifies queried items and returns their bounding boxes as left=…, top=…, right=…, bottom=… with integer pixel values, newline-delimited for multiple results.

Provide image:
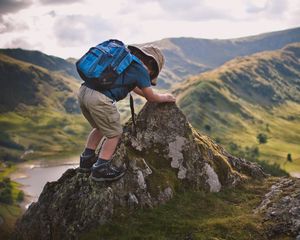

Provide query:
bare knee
left=92, top=128, right=100, bottom=133
left=91, top=128, right=102, bottom=136
left=106, top=134, right=121, bottom=142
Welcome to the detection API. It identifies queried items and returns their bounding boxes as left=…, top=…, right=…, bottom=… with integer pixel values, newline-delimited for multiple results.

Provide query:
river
left=9, top=156, right=79, bottom=209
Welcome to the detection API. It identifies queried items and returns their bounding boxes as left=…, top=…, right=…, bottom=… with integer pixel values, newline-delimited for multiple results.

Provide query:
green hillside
left=176, top=43, right=300, bottom=175
left=0, top=49, right=80, bottom=80
left=147, top=27, right=300, bottom=89
left=0, top=51, right=89, bottom=162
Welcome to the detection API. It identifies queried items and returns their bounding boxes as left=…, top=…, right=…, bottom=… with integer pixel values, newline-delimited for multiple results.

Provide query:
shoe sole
left=90, top=172, right=125, bottom=182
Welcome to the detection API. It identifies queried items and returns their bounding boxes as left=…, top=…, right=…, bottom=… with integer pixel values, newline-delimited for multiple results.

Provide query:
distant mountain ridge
left=0, top=48, right=80, bottom=80
left=1, top=27, right=300, bottom=164
left=144, top=27, right=300, bottom=88
left=176, top=42, right=300, bottom=173
left=0, top=50, right=88, bottom=161
left=0, top=53, right=79, bottom=113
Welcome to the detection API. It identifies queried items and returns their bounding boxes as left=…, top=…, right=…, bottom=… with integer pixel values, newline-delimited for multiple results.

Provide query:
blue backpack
left=76, top=39, right=140, bottom=90
left=76, top=39, right=141, bottom=127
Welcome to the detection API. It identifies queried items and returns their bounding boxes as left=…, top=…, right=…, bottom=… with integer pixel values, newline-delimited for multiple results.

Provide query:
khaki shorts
left=77, top=85, right=123, bottom=138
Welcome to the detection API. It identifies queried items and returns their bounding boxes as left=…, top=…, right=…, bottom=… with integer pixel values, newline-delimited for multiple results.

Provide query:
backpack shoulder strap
left=129, top=93, right=136, bottom=127
left=132, top=55, right=142, bottom=65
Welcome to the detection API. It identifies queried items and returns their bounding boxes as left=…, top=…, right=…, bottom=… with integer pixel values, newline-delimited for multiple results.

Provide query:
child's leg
left=85, top=128, right=103, bottom=150
left=80, top=128, right=103, bottom=171
left=99, top=134, right=121, bottom=160
left=92, top=134, right=125, bottom=181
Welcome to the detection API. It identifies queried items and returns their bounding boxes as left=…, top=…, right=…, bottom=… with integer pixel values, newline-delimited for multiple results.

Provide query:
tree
left=287, top=153, right=293, bottom=163
left=0, top=189, right=13, bottom=204
left=17, top=190, right=25, bottom=202
left=0, top=180, right=13, bottom=204
left=257, top=133, right=268, bottom=144
left=204, top=124, right=211, bottom=132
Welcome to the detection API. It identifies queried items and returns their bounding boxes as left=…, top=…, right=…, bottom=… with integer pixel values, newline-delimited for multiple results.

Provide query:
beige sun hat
left=128, top=44, right=165, bottom=86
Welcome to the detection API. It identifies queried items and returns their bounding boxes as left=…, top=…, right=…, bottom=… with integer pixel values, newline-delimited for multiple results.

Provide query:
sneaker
left=79, top=153, right=97, bottom=172
left=91, top=161, right=125, bottom=182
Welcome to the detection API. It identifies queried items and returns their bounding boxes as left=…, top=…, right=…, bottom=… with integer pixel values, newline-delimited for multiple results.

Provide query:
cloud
left=0, top=16, right=14, bottom=33
left=120, top=0, right=234, bottom=22
left=47, top=10, right=56, bottom=17
left=4, top=37, right=33, bottom=49
left=265, top=0, right=288, bottom=15
left=126, top=0, right=293, bottom=22
left=246, top=1, right=268, bottom=13
left=0, top=0, right=298, bottom=58
left=0, top=16, right=29, bottom=34
left=0, top=0, right=32, bottom=16
left=40, top=0, right=83, bottom=5
left=53, top=15, right=115, bottom=47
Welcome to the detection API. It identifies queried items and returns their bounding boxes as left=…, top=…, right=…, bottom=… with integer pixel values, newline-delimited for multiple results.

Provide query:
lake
left=10, top=156, right=79, bottom=209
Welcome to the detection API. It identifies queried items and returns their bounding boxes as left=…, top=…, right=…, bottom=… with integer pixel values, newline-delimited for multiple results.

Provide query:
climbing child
left=77, top=41, right=176, bottom=181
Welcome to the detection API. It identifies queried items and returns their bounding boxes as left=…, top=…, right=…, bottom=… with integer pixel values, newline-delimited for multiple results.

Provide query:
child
left=77, top=44, right=176, bottom=181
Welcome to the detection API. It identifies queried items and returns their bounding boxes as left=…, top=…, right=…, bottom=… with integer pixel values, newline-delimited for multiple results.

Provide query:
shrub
left=0, top=191, right=13, bottom=204
left=254, top=160, right=289, bottom=177
left=3, top=177, right=11, bottom=185
left=0, top=180, right=13, bottom=204
left=257, top=133, right=268, bottom=144
left=226, top=142, right=288, bottom=177
left=204, top=124, right=211, bottom=131
left=287, top=153, right=293, bottom=162
left=17, top=190, right=25, bottom=202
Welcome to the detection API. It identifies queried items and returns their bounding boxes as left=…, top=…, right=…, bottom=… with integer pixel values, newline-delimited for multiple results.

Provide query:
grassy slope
left=0, top=106, right=89, bottom=160
left=81, top=178, right=287, bottom=240
left=0, top=48, right=80, bottom=80
left=176, top=43, right=300, bottom=174
left=0, top=163, right=23, bottom=239
left=149, top=27, right=300, bottom=88
left=0, top=52, right=90, bottom=235
left=0, top=53, right=90, bottom=161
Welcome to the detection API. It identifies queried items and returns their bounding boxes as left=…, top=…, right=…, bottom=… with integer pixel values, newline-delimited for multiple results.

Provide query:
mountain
left=176, top=42, right=300, bottom=174
left=144, top=27, right=300, bottom=89
left=0, top=49, right=88, bottom=161
left=117, top=27, right=300, bottom=123
left=13, top=103, right=300, bottom=240
left=2, top=27, right=299, bottom=162
left=0, top=49, right=80, bottom=80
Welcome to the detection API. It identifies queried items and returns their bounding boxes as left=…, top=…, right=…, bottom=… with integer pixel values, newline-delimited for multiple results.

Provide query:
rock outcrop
left=255, top=177, right=300, bottom=238
left=14, top=103, right=266, bottom=240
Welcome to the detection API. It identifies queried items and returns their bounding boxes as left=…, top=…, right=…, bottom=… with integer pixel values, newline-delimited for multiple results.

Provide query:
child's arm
left=133, top=87, right=145, bottom=97
left=139, top=87, right=176, bottom=103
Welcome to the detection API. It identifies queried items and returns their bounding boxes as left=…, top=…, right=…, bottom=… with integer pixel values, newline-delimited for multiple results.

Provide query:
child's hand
left=163, top=93, right=176, bottom=102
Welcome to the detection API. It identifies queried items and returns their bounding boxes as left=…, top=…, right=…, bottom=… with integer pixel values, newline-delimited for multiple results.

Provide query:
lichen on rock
left=203, top=163, right=222, bottom=192
left=14, top=102, right=266, bottom=240
left=168, top=136, right=187, bottom=179
left=255, top=177, right=300, bottom=238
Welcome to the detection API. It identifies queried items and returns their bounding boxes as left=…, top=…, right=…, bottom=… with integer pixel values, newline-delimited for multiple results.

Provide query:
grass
left=0, top=105, right=90, bottom=237
left=0, top=163, right=23, bottom=239
left=0, top=203, right=22, bottom=239
left=80, top=178, right=285, bottom=240
left=218, top=102, right=300, bottom=173
left=177, top=44, right=300, bottom=175
left=0, top=105, right=90, bottom=161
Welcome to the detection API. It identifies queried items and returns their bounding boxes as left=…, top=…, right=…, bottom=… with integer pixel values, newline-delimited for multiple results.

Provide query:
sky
left=0, top=0, right=299, bottom=59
